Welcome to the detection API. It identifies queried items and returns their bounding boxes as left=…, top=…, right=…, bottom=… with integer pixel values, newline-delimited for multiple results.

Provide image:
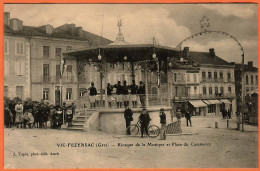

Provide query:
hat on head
left=160, top=108, right=164, bottom=111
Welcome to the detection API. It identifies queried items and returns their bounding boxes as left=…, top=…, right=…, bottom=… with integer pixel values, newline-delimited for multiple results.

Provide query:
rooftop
left=4, top=24, right=112, bottom=46
left=186, top=51, right=233, bottom=66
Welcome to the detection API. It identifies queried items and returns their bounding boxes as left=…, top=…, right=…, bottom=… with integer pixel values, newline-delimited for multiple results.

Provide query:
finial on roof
left=115, top=17, right=124, bottom=42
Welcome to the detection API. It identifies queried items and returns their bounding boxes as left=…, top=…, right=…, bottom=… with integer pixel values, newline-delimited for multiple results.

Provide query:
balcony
left=42, top=76, right=76, bottom=84
left=174, top=93, right=236, bottom=100
left=201, top=78, right=224, bottom=83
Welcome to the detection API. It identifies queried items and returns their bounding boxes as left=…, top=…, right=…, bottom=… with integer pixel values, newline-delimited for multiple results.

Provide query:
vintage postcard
left=2, top=2, right=259, bottom=169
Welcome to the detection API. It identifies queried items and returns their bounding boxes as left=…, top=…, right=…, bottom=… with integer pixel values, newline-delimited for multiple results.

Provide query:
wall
left=4, top=35, right=30, bottom=100
left=30, top=37, right=88, bottom=104
left=99, top=107, right=172, bottom=134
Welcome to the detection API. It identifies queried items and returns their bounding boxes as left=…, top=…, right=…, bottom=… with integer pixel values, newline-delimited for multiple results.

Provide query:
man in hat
left=185, top=110, right=192, bottom=127
left=159, top=108, right=166, bottom=140
left=138, top=81, right=145, bottom=107
left=122, top=80, right=129, bottom=107
left=139, top=108, right=151, bottom=138
left=129, top=80, right=138, bottom=108
left=124, top=104, right=133, bottom=135
left=114, top=81, right=123, bottom=108
left=89, top=82, right=97, bottom=109
left=107, top=83, right=113, bottom=108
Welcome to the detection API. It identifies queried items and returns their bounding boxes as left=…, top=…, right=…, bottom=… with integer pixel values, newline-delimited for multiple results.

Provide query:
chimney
left=68, top=24, right=76, bottom=36
left=248, top=61, right=253, bottom=68
left=75, top=27, right=83, bottom=37
left=209, top=48, right=215, bottom=56
left=4, top=12, right=10, bottom=26
left=183, top=47, right=189, bottom=58
left=10, top=18, right=23, bottom=31
left=45, top=25, right=54, bottom=34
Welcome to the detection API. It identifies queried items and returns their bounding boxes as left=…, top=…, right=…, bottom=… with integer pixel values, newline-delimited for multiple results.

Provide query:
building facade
left=174, top=47, right=237, bottom=115
left=4, top=12, right=112, bottom=105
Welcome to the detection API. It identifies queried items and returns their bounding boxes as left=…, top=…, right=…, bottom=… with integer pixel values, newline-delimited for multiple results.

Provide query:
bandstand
left=62, top=20, right=180, bottom=132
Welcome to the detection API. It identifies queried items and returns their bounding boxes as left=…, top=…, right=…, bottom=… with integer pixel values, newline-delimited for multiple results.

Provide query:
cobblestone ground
left=4, top=116, right=258, bottom=168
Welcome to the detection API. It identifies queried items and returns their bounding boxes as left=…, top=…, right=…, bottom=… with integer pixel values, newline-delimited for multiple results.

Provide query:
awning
left=203, top=100, right=211, bottom=105
left=207, top=100, right=222, bottom=104
left=189, top=100, right=207, bottom=107
left=219, top=99, right=231, bottom=104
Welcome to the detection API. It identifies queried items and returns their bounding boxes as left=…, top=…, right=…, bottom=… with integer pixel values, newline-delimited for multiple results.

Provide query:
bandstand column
left=144, top=55, right=149, bottom=107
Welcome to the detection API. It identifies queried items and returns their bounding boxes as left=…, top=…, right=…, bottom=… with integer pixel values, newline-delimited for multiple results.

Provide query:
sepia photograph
left=3, top=3, right=259, bottom=169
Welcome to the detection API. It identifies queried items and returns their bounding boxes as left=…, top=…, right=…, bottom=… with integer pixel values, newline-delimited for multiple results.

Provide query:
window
left=79, top=88, right=85, bottom=99
left=194, top=86, right=197, bottom=94
left=175, top=87, right=178, bottom=96
left=256, top=75, right=258, bottom=85
left=4, top=40, right=9, bottom=54
left=246, top=75, right=249, bottom=85
left=208, top=104, right=216, bottom=113
left=251, top=75, right=254, bottom=85
left=66, top=46, right=72, bottom=51
left=43, top=88, right=49, bottom=100
left=174, top=73, right=177, bottom=82
left=66, top=88, right=72, bottom=100
left=214, top=72, right=217, bottom=79
left=55, top=48, right=62, bottom=58
left=203, top=87, right=207, bottom=95
left=43, top=46, right=50, bottom=58
left=187, top=87, right=191, bottom=95
left=209, top=87, right=213, bottom=94
left=227, top=73, right=231, bottom=80
left=202, top=71, right=206, bottom=78
left=228, top=87, right=232, bottom=94
left=16, top=86, right=24, bottom=99
left=208, top=72, right=212, bottom=79
left=193, top=74, right=197, bottom=82
left=4, top=59, right=9, bottom=76
left=4, top=86, right=8, bottom=97
left=215, top=87, right=218, bottom=94
left=43, top=64, right=50, bottom=82
left=15, top=58, right=24, bottom=76
left=220, top=87, right=224, bottom=94
left=220, top=72, right=223, bottom=80
left=56, top=65, right=61, bottom=82
left=16, top=41, right=24, bottom=55
left=187, top=74, right=190, bottom=82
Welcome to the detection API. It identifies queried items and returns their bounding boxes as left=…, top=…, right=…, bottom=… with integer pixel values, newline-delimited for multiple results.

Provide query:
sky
left=4, top=3, right=258, bottom=65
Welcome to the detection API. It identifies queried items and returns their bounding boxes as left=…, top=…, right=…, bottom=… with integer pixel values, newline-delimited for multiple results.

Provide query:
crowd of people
left=4, top=99, right=75, bottom=129
left=88, top=80, right=146, bottom=108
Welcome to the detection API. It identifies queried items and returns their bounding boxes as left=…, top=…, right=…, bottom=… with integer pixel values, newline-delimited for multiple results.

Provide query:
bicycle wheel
left=148, top=125, right=160, bottom=138
left=127, top=124, right=139, bottom=135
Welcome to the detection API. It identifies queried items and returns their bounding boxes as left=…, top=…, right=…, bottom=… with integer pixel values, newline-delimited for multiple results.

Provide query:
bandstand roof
left=63, top=44, right=180, bottom=63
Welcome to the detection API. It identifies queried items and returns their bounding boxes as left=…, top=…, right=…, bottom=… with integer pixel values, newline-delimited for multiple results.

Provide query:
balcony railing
left=175, top=93, right=236, bottom=100
left=42, top=76, right=76, bottom=84
left=201, top=78, right=224, bottom=83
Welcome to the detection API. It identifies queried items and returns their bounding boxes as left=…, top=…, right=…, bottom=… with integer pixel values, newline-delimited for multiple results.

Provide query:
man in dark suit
left=138, top=81, right=145, bottom=107
left=124, top=104, right=133, bottom=135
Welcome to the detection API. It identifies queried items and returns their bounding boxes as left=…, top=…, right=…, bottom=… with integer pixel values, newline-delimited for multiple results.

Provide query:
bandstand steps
left=66, top=110, right=95, bottom=131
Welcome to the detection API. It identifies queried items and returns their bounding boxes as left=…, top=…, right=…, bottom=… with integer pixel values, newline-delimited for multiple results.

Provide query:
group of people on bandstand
left=88, top=80, right=146, bottom=108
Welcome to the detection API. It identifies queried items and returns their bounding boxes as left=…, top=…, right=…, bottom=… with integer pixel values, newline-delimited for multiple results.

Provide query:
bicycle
left=127, top=120, right=160, bottom=138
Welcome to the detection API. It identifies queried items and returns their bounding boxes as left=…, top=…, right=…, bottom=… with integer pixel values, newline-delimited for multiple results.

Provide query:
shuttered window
left=4, top=59, right=9, bottom=76
left=15, top=58, right=24, bottom=76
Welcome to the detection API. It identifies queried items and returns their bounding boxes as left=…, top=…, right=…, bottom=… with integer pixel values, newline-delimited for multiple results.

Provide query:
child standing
left=159, top=108, right=166, bottom=140
left=139, top=108, right=151, bottom=138
left=54, top=107, right=63, bottom=129
left=66, top=107, right=73, bottom=127
left=27, top=109, right=34, bottom=128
